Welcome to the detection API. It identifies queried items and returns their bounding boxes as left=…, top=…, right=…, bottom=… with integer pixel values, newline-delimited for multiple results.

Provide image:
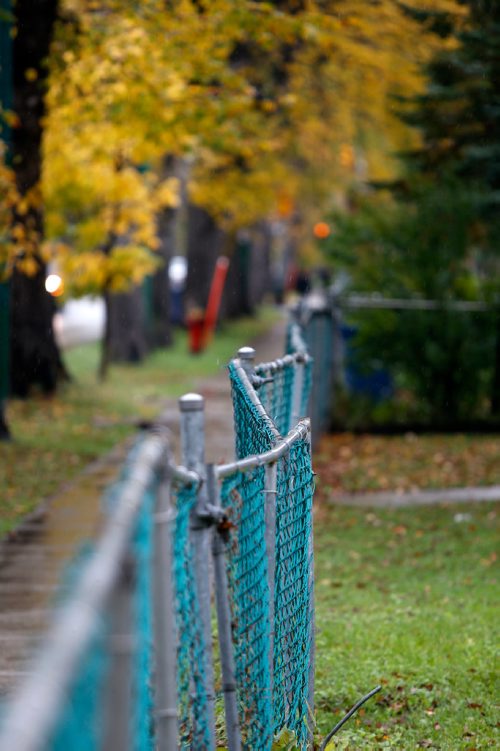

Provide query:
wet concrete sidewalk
left=330, top=484, right=500, bottom=507
left=0, top=314, right=288, bottom=698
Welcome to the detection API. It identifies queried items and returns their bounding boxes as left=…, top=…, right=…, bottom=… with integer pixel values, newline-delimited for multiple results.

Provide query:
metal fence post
left=291, top=358, right=304, bottom=427
left=153, top=458, right=178, bottom=751
left=179, top=393, right=216, bottom=750
left=264, top=461, right=278, bottom=709
left=306, top=425, right=315, bottom=723
left=209, top=466, right=242, bottom=751
left=238, top=346, right=256, bottom=380
left=330, top=294, right=345, bottom=403
left=304, top=304, right=334, bottom=445
left=101, top=554, right=136, bottom=751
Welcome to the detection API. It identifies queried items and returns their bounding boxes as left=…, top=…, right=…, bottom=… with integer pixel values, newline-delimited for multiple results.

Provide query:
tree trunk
left=0, top=282, right=9, bottom=438
left=0, top=403, right=9, bottom=440
left=0, top=1, right=12, bottom=435
left=98, top=154, right=178, bottom=376
left=185, top=204, right=226, bottom=313
left=186, top=208, right=272, bottom=324
left=10, top=264, right=67, bottom=396
left=491, top=308, right=500, bottom=416
left=9, top=0, right=66, bottom=397
left=99, top=282, right=148, bottom=380
left=148, top=154, right=179, bottom=347
left=221, top=227, right=272, bottom=319
left=106, top=285, right=150, bottom=364
left=221, top=232, right=252, bottom=319
left=247, top=223, right=272, bottom=308
left=148, top=205, right=175, bottom=348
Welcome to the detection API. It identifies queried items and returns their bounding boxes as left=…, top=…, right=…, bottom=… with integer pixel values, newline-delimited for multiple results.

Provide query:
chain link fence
left=0, top=315, right=320, bottom=751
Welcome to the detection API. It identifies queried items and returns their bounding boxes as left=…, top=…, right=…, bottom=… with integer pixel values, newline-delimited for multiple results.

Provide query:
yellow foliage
left=152, top=178, right=181, bottom=209
left=15, top=256, right=39, bottom=276
left=2, top=0, right=466, bottom=288
left=106, top=246, right=161, bottom=291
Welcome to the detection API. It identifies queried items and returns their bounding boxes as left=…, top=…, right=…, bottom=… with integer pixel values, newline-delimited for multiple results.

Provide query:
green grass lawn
left=0, top=309, right=277, bottom=536
left=313, top=498, right=499, bottom=750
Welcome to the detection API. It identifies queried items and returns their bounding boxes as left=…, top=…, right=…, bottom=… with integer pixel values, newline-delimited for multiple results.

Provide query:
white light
left=168, top=256, right=187, bottom=285
left=45, top=274, right=63, bottom=295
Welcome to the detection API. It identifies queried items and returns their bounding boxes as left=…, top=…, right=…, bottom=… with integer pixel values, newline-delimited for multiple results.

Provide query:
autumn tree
left=1, top=0, right=463, bottom=387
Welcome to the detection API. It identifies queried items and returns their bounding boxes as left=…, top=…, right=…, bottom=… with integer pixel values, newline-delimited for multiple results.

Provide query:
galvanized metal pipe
left=254, top=351, right=311, bottom=375
left=209, top=465, right=242, bottom=751
left=264, top=462, right=278, bottom=705
left=171, top=464, right=199, bottom=487
left=306, top=429, right=316, bottom=724
left=215, top=419, right=310, bottom=480
left=153, top=468, right=178, bottom=751
left=291, top=359, right=305, bottom=427
left=341, top=293, right=491, bottom=312
left=237, top=346, right=256, bottom=379
left=179, top=393, right=216, bottom=751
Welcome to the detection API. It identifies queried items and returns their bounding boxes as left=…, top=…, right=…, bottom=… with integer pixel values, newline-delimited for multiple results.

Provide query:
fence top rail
left=336, top=293, right=492, bottom=312
left=0, top=432, right=170, bottom=751
left=215, top=418, right=311, bottom=479
left=231, top=357, right=281, bottom=441
left=171, top=463, right=200, bottom=487
left=253, top=351, right=311, bottom=375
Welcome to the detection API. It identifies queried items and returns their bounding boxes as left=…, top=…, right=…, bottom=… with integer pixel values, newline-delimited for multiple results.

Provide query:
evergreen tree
left=401, top=0, right=500, bottom=415
left=404, top=1, right=500, bottom=202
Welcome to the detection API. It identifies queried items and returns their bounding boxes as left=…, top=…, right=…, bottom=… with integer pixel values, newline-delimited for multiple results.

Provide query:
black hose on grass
left=319, top=685, right=382, bottom=750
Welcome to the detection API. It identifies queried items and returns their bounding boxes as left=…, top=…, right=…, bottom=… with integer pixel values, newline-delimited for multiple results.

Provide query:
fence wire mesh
left=131, top=485, right=155, bottom=751
left=222, top=356, right=315, bottom=750
left=39, top=448, right=159, bottom=751
left=1, top=315, right=319, bottom=751
left=0, top=434, right=213, bottom=751
left=229, top=361, right=276, bottom=458
left=254, top=359, right=295, bottom=436
left=273, top=441, right=314, bottom=744
left=47, top=607, right=108, bottom=751
left=220, top=469, right=273, bottom=750
left=172, top=481, right=212, bottom=750
left=286, top=322, right=314, bottom=421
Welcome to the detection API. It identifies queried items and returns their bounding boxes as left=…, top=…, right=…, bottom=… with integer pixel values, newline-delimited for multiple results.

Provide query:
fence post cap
left=238, top=346, right=256, bottom=360
left=179, top=393, right=204, bottom=411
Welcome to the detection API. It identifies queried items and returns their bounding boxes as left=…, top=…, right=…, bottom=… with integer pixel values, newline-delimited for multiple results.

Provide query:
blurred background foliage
left=1, top=0, right=465, bottom=286
left=327, top=182, right=497, bottom=426
left=0, top=0, right=499, bottom=431
left=321, top=0, right=500, bottom=428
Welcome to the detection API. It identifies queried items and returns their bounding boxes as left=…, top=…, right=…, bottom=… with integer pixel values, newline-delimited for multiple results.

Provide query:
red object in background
left=313, top=221, right=331, bottom=239
left=203, top=256, right=230, bottom=345
left=187, top=310, right=205, bottom=354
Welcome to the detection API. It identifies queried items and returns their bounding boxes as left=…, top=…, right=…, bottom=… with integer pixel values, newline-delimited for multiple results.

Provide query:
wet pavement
left=0, top=314, right=288, bottom=698
left=0, top=445, right=130, bottom=695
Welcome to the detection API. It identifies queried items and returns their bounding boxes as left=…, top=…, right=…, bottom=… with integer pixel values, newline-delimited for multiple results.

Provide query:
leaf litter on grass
left=314, top=433, right=500, bottom=496
left=313, top=497, right=499, bottom=750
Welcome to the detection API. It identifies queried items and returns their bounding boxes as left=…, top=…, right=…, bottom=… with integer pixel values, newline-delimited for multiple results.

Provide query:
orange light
left=313, top=222, right=330, bottom=239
